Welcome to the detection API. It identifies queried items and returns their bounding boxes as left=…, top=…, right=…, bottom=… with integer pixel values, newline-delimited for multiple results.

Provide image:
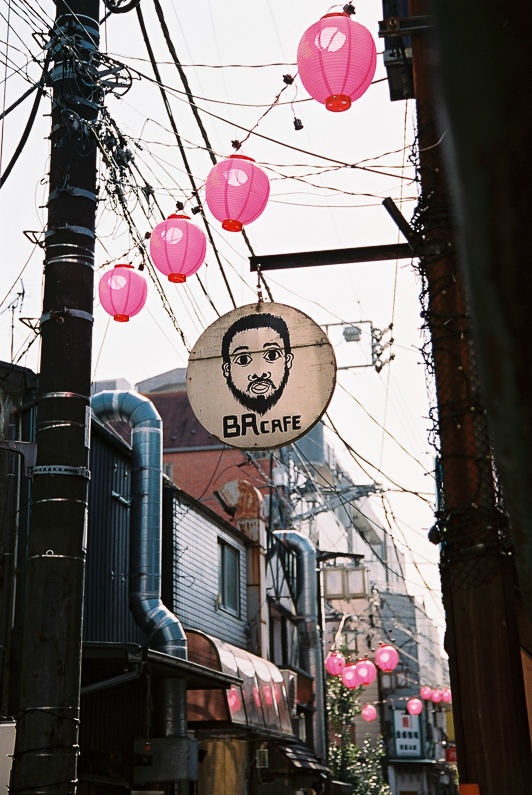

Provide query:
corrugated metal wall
left=84, top=423, right=145, bottom=645
left=85, top=423, right=249, bottom=651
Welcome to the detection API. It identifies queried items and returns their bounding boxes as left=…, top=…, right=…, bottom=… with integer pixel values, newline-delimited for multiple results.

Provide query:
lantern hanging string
left=256, top=262, right=263, bottom=305
left=232, top=73, right=297, bottom=151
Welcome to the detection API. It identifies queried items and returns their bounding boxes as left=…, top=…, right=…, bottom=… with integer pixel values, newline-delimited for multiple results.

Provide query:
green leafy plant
left=326, top=671, right=391, bottom=795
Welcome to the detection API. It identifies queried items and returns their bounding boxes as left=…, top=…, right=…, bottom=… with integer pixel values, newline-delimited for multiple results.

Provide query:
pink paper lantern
left=99, top=263, right=147, bottom=322
left=441, top=688, right=452, bottom=704
left=341, top=663, right=361, bottom=689
left=296, top=12, right=376, bottom=112
left=361, top=704, right=377, bottom=722
left=374, top=644, right=399, bottom=672
left=149, top=214, right=206, bottom=283
left=325, top=650, right=345, bottom=676
left=354, top=659, right=377, bottom=686
left=431, top=689, right=443, bottom=703
left=205, top=154, right=270, bottom=232
left=420, top=685, right=433, bottom=700
left=407, top=698, right=423, bottom=716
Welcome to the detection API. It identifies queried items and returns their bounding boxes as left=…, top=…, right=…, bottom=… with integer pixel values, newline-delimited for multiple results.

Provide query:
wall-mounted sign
left=393, top=710, right=422, bottom=758
left=187, top=302, right=336, bottom=449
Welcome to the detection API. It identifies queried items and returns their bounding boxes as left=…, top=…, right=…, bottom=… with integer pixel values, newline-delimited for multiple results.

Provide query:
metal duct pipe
left=92, top=390, right=187, bottom=659
left=274, top=530, right=327, bottom=762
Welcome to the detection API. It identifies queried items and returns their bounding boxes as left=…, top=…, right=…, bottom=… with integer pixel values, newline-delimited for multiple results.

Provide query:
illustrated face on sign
left=221, top=313, right=294, bottom=415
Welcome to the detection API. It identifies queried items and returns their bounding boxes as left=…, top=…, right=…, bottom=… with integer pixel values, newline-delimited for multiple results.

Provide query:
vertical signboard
left=393, top=709, right=422, bottom=757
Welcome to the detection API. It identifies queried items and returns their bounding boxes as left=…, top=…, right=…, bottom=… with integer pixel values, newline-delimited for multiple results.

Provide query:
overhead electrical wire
left=77, top=44, right=408, bottom=180
left=287, top=441, right=431, bottom=594
left=102, top=0, right=142, bottom=15
left=34, top=6, right=428, bottom=524
left=92, top=120, right=193, bottom=351
left=324, top=410, right=433, bottom=508
left=0, top=39, right=50, bottom=187
left=0, top=77, right=41, bottom=121
left=135, top=2, right=238, bottom=309
left=149, top=0, right=273, bottom=304
left=124, top=0, right=432, bottom=608
left=11, top=0, right=51, bottom=30
left=0, top=3, right=441, bottom=626
left=335, top=379, right=434, bottom=479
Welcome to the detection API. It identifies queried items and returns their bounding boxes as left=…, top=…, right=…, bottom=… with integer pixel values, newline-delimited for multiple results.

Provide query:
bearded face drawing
left=221, top=313, right=294, bottom=415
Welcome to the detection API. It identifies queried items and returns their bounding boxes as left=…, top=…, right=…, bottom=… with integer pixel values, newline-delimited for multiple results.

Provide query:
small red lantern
left=431, top=689, right=443, bottom=703
left=205, top=154, right=270, bottom=232
left=420, top=685, right=433, bottom=700
left=354, top=659, right=377, bottom=686
left=98, top=263, right=147, bottom=322
left=361, top=704, right=377, bottom=722
left=441, top=688, right=452, bottom=704
left=341, top=663, right=361, bottom=689
left=325, top=650, right=345, bottom=676
left=374, top=643, right=399, bottom=672
left=149, top=214, right=206, bottom=283
left=407, top=697, right=423, bottom=716
left=296, top=12, right=376, bottom=112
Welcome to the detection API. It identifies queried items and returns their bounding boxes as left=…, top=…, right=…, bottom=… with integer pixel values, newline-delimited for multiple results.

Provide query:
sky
left=0, top=1, right=445, bottom=638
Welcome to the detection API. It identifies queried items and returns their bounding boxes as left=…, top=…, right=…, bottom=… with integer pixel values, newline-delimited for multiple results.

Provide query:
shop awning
left=185, top=630, right=294, bottom=736
left=81, top=641, right=242, bottom=695
left=277, top=741, right=329, bottom=773
left=262, top=741, right=330, bottom=788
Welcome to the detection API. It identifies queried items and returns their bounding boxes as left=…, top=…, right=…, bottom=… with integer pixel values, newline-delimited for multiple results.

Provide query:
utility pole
left=410, top=2, right=530, bottom=792
left=10, top=1, right=100, bottom=792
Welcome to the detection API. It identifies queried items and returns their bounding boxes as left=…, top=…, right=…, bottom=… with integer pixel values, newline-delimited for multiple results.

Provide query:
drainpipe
left=91, top=390, right=187, bottom=660
left=274, top=530, right=327, bottom=762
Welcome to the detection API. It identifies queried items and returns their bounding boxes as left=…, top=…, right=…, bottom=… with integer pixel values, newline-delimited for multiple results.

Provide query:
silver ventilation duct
left=274, top=530, right=327, bottom=762
left=92, top=390, right=187, bottom=659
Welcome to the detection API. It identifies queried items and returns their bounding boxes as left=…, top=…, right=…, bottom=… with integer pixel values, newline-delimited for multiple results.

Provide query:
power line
left=136, top=1, right=237, bottom=309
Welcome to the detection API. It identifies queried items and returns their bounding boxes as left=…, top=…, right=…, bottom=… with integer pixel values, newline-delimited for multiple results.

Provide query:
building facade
left=1, top=362, right=456, bottom=794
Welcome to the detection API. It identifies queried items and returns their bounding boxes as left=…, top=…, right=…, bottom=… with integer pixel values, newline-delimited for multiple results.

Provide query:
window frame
left=218, top=538, right=241, bottom=617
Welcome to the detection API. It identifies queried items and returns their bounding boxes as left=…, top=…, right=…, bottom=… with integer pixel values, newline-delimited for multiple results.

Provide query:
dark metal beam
left=249, top=242, right=414, bottom=272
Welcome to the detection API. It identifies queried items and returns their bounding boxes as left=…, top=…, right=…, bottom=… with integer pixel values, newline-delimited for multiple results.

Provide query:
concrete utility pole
left=10, top=1, right=100, bottom=792
left=410, top=2, right=530, bottom=792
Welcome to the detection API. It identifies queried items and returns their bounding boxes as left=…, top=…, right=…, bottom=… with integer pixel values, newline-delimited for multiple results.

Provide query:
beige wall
left=198, top=738, right=248, bottom=795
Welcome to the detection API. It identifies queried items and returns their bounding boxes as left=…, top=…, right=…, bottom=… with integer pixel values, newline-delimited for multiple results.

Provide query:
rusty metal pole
left=410, top=2, right=530, bottom=792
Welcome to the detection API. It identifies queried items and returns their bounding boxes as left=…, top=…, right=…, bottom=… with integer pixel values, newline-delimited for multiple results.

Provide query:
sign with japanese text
left=393, top=710, right=422, bottom=757
left=187, top=302, right=336, bottom=449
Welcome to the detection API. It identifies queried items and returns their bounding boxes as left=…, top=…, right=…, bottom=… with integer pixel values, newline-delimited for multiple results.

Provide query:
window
left=218, top=540, right=240, bottom=615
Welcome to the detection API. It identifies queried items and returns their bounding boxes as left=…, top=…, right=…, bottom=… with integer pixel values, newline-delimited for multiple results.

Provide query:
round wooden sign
left=187, top=302, right=336, bottom=449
